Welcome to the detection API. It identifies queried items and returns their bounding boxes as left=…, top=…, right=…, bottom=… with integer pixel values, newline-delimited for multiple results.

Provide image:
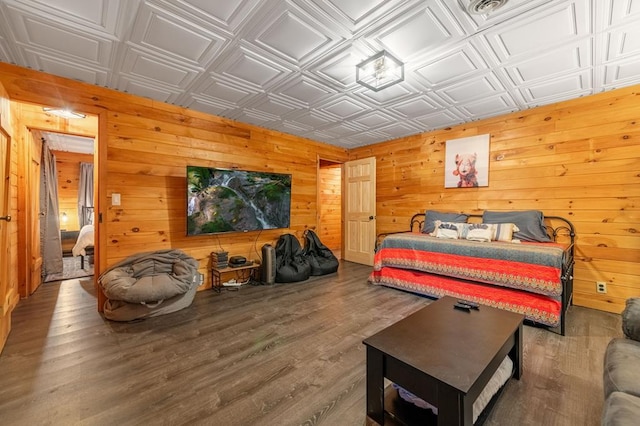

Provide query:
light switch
left=112, top=193, right=121, bottom=206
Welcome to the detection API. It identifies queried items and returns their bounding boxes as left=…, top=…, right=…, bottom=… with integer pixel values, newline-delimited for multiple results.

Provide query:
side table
left=211, top=262, right=261, bottom=292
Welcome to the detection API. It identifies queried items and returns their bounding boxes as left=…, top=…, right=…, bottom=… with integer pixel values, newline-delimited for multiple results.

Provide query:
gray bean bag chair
left=103, top=282, right=199, bottom=322
left=98, top=249, right=200, bottom=321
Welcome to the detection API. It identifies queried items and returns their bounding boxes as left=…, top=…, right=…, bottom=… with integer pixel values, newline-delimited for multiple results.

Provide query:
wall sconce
left=356, top=50, right=404, bottom=91
left=61, top=212, right=68, bottom=223
left=43, top=107, right=86, bottom=119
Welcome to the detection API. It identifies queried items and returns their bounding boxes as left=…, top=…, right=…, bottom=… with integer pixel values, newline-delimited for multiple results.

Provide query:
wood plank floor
left=0, top=261, right=622, bottom=425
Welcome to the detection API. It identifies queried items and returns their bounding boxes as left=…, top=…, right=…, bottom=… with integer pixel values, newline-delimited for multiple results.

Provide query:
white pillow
left=464, top=223, right=494, bottom=242
left=431, top=220, right=462, bottom=239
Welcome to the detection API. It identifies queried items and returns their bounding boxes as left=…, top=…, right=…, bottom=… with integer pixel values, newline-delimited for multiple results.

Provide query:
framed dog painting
left=444, top=134, right=490, bottom=188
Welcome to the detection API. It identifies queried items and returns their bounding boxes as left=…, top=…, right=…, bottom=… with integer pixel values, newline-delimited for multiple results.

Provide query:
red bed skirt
left=370, top=266, right=561, bottom=327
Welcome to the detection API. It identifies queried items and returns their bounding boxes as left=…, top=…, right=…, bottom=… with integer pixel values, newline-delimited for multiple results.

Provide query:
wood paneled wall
left=0, top=63, right=348, bottom=295
left=350, top=85, right=640, bottom=314
left=1, top=63, right=637, bottom=313
left=318, top=162, right=342, bottom=251
left=54, top=151, right=93, bottom=232
left=103, top=109, right=346, bottom=286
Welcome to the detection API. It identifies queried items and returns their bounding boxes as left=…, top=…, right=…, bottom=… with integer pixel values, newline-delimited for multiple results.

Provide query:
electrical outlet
left=596, top=281, right=607, bottom=294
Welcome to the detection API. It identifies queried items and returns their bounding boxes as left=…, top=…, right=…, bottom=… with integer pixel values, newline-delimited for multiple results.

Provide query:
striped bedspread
left=372, top=233, right=566, bottom=297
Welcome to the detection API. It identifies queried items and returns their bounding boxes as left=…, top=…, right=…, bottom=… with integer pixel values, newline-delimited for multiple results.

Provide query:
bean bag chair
left=98, top=249, right=200, bottom=321
left=103, top=282, right=198, bottom=322
left=275, top=234, right=311, bottom=283
left=302, top=230, right=339, bottom=276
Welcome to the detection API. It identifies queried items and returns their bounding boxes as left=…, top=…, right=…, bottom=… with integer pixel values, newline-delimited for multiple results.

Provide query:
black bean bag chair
left=275, top=234, right=311, bottom=283
left=302, top=230, right=339, bottom=276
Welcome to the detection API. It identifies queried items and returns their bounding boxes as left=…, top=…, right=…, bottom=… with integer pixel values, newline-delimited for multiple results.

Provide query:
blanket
left=370, top=267, right=562, bottom=327
left=374, top=233, right=566, bottom=296
left=72, top=224, right=94, bottom=257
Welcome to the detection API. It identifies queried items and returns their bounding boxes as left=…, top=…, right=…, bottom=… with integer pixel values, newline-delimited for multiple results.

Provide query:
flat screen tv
left=187, top=166, right=292, bottom=235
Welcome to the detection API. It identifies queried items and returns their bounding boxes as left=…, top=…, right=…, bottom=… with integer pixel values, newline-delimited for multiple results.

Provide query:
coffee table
left=363, top=296, right=524, bottom=425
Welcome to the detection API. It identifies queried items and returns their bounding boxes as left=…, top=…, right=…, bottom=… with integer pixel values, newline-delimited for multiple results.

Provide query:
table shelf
left=211, top=262, right=260, bottom=292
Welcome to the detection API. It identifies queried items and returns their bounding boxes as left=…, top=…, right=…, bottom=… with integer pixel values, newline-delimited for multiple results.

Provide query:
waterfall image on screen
left=187, top=166, right=292, bottom=235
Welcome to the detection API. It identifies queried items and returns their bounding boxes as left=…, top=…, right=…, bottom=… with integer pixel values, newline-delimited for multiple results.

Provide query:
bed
left=72, top=224, right=94, bottom=269
left=70, top=206, right=95, bottom=269
left=369, top=210, right=575, bottom=335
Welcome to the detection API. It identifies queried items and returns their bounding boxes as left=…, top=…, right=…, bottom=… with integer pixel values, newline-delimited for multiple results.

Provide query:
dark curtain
left=40, top=141, right=63, bottom=276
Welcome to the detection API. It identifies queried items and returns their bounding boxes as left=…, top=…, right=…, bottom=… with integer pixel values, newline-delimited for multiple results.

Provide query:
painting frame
left=444, top=134, right=490, bottom=188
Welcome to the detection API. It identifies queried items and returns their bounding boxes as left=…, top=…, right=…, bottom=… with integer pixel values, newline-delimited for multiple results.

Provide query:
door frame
left=316, top=156, right=344, bottom=258
left=14, top=103, right=103, bottom=304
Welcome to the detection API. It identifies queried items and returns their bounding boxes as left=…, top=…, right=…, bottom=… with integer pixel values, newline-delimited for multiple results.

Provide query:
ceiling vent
left=467, top=0, right=509, bottom=15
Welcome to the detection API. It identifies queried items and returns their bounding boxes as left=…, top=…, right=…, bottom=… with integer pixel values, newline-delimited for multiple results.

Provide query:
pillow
left=431, top=221, right=462, bottom=239
left=454, top=223, right=519, bottom=242
left=482, top=210, right=551, bottom=242
left=491, top=223, right=520, bottom=242
left=422, top=210, right=468, bottom=234
left=622, top=298, right=640, bottom=342
left=463, top=223, right=493, bottom=242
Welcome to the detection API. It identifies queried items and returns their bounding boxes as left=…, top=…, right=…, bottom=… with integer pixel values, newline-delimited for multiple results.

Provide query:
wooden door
left=27, top=133, right=42, bottom=295
left=343, top=157, right=376, bottom=266
left=0, top=127, right=12, bottom=350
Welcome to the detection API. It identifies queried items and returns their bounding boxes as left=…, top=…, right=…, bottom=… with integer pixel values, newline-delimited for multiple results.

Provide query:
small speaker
left=261, top=243, right=276, bottom=285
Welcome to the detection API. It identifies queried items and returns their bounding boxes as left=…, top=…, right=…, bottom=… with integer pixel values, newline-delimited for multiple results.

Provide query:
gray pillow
left=482, top=210, right=552, bottom=242
left=422, top=210, right=468, bottom=234
left=622, top=298, right=640, bottom=342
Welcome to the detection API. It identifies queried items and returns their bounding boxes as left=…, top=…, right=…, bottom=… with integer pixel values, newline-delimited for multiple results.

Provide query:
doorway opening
left=36, top=130, right=95, bottom=283
left=317, top=159, right=343, bottom=259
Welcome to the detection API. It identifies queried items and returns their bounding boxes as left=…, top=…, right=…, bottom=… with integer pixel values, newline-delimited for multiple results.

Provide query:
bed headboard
left=408, top=212, right=575, bottom=245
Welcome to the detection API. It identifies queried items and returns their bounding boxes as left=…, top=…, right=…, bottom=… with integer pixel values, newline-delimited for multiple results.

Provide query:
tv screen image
left=187, top=166, right=292, bottom=235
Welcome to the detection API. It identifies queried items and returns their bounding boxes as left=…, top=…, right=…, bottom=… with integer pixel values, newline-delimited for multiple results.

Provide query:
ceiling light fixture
left=356, top=50, right=404, bottom=92
left=43, top=107, right=86, bottom=119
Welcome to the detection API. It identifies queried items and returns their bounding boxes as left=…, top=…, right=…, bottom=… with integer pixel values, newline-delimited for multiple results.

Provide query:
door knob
left=0, top=215, right=10, bottom=222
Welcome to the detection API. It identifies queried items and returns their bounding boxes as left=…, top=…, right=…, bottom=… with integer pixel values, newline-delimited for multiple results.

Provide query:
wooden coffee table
left=363, top=296, right=524, bottom=425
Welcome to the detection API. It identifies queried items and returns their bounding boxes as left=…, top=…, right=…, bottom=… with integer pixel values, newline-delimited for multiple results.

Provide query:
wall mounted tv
left=187, top=166, right=292, bottom=235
